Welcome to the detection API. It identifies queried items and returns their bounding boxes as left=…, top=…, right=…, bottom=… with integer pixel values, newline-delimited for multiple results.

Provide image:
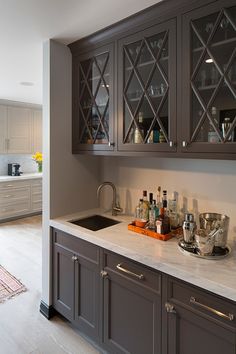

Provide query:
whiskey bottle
left=134, top=112, right=144, bottom=144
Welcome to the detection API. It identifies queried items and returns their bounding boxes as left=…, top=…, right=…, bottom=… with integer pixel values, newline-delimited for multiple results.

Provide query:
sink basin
left=69, top=214, right=121, bottom=231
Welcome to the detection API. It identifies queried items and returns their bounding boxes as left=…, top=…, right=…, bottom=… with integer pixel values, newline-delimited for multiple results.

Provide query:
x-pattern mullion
left=123, top=93, right=144, bottom=143
left=224, top=8, right=236, bottom=32
left=79, top=60, right=93, bottom=101
left=93, top=98, right=110, bottom=142
left=191, top=82, right=223, bottom=142
left=78, top=105, right=93, bottom=142
left=94, top=54, right=109, bottom=97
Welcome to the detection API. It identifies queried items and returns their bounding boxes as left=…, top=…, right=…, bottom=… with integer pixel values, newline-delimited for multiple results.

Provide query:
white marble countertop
left=0, top=173, right=42, bottom=182
left=50, top=209, right=236, bottom=302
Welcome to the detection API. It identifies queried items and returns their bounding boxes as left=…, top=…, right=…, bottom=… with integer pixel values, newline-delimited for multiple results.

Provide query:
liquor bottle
left=162, top=190, right=168, bottom=209
left=149, top=192, right=153, bottom=205
left=168, top=192, right=179, bottom=229
left=141, top=190, right=149, bottom=221
left=208, top=107, right=219, bottom=143
left=134, top=199, right=147, bottom=227
left=148, top=201, right=156, bottom=230
left=134, top=112, right=144, bottom=143
left=156, top=205, right=171, bottom=235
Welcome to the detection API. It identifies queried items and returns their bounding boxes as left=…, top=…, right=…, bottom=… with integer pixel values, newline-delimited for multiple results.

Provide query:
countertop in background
left=0, top=173, right=42, bottom=182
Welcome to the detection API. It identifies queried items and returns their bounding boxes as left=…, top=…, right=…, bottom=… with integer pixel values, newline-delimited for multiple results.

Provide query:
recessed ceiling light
left=20, top=81, right=34, bottom=86
left=205, top=58, right=213, bottom=63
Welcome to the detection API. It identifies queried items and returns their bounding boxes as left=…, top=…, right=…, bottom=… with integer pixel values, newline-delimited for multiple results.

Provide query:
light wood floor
left=0, top=215, right=102, bottom=354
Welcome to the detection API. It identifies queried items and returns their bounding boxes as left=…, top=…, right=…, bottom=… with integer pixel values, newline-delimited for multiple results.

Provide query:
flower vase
left=38, top=162, right=42, bottom=173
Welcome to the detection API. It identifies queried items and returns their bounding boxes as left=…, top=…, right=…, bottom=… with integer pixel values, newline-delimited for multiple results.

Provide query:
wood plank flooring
left=0, top=215, right=102, bottom=354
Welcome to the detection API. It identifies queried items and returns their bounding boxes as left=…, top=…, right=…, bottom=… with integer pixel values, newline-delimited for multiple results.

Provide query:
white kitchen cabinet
left=7, top=106, right=32, bottom=154
left=0, top=105, right=7, bottom=153
left=0, top=103, right=42, bottom=154
left=0, top=177, right=42, bottom=221
left=32, top=109, right=42, bottom=153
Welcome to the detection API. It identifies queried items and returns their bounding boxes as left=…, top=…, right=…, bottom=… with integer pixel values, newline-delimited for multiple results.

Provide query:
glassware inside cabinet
left=123, top=31, right=170, bottom=145
left=78, top=52, right=110, bottom=144
left=189, top=5, right=236, bottom=144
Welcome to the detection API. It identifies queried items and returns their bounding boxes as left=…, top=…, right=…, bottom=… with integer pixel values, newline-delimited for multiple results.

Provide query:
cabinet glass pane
left=123, top=31, right=169, bottom=144
left=78, top=52, right=110, bottom=144
left=190, top=6, right=236, bottom=143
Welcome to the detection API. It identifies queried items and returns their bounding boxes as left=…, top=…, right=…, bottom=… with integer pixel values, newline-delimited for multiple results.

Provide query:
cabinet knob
left=169, top=141, right=175, bottom=147
left=182, top=141, right=188, bottom=147
left=71, top=256, right=78, bottom=262
left=165, top=302, right=176, bottom=314
left=108, top=142, right=115, bottom=147
left=100, top=270, right=108, bottom=278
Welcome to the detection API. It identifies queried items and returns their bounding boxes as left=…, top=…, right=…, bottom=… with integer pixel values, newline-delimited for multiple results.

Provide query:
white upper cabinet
left=0, top=103, right=42, bottom=154
left=0, top=105, right=7, bottom=153
left=32, top=109, right=42, bottom=153
left=7, top=106, right=32, bottom=154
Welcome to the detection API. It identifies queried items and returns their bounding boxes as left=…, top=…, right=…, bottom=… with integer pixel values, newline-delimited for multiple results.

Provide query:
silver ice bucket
left=199, top=213, right=229, bottom=248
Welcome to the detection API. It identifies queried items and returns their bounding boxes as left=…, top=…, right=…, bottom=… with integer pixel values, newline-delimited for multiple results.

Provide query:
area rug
left=0, top=265, right=27, bottom=302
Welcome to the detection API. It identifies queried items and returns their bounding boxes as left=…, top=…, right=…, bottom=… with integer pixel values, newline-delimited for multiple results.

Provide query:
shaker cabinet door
left=72, top=43, right=115, bottom=152
left=117, top=19, right=177, bottom=153
left=53, top=243, right=75, bottom=321
left=181, top=0, right=236, bottom=154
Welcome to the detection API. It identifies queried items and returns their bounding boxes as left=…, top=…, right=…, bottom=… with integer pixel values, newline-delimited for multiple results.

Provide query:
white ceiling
left=0, top=0, right=162, bottom=105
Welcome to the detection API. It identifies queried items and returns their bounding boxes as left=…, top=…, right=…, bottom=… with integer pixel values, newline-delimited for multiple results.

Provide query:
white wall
left=42, top=40, right=101, bottom=306
left=101, top=156, right=236, bottom=240
left=0, top=154, right=38, bottom=175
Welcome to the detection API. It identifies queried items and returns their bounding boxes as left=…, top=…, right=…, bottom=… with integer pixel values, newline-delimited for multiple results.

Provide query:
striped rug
left=0, top=265, right=26, bottom=302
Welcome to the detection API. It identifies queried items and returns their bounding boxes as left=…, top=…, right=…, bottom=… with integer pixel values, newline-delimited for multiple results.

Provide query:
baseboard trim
left=39, top=300, right=56, bottom=319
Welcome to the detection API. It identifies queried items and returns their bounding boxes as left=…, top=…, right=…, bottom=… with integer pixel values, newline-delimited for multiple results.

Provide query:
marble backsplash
left=0, top=154, right=38, bottom=175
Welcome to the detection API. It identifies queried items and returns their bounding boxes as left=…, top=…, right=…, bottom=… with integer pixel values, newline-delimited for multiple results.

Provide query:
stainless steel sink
left=69, top=214, right=121, bottom=231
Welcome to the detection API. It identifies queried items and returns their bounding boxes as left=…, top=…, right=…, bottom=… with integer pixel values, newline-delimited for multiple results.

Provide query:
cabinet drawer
left=32, top=200, right=42, bottom=212
left=0, top=200, right=31, bottom=218
left=104, top=251, right=161, bottom=294
left=0, top=186, right=30, bottom=204
left=0, top=180, right=30, bottom=190
left=53, top=229, right=99, bottom=265
left=168, top=277, right=236, bottom=327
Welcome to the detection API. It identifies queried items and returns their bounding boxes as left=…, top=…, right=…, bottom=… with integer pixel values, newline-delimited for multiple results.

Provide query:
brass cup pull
left=116, top=263, right=144, bottom=280
left=190, top=296, right=234, bottom=321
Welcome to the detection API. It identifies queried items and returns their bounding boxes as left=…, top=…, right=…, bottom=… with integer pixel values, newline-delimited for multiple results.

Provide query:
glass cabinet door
left=117, top=20, right=176, bottom=152
left=73, top=44, right=114, bottom=151
left=182, top=1, right=236, bottom=153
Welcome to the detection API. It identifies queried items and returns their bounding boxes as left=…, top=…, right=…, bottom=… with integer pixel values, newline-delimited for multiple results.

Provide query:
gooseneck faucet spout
left=97, top=181, right=123, bottom=216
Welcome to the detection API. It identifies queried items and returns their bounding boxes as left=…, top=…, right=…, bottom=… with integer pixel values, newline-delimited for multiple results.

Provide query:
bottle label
left=156, top=220, right=162, bottom=234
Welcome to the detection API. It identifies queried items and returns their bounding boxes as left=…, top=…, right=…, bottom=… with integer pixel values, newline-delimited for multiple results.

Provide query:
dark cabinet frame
left=69, top=0, right=236, bottom=159
left=181, top=0, right=236, bottom=155
left=117, top=19, right=177, bottom=153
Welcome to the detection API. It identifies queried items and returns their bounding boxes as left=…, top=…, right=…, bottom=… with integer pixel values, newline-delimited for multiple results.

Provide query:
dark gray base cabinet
left=102, top=251, right=162, bottom=354
left=53, top=229, right=100, bottom=342
left=52, top=228, right=236, bottom=354
left=163, top=277, right=236, bottom=354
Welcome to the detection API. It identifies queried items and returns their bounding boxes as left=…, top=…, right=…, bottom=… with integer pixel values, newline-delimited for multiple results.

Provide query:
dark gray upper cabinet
left=181, top=0, right=236, bottom=154
left=69, top=0, right=236, bottom=158
left=117, top=19, right=177, bottom=153
left=72, top=43, right=115, bottom=152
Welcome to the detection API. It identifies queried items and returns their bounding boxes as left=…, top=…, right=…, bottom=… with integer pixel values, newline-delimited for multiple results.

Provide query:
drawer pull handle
left=116, top=263, right=144, bottom=280
left=190, top=296, right=234, bottom=321
left=71, top=256, right=78, bottom=262
left=165, top=302, right=176, bottom=314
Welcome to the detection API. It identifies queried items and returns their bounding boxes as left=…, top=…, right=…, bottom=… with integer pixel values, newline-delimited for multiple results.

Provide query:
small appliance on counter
left=179, top=212, right=231, bottom=260
left=8, top=163, right=23, bottom=176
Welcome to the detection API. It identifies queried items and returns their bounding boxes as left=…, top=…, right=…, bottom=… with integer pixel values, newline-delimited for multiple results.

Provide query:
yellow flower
left=32, top=152, right=43, bottom=163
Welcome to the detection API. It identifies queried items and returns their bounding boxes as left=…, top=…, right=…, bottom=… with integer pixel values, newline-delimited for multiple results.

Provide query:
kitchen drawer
left=0, top=186, right=30, bottom=204
left=0, top=200, right=31, bottom=218
left=31, top=179, right=42, bottom=188
left=0, top=180, right=30, bottom=190
left=167, top=277, right=236, bottom=328
left=104, top=251, right=161, bottom=294
left=53, top=229, right=99, bottom=264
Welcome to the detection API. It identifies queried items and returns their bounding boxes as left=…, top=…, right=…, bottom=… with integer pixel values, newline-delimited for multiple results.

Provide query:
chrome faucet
left=97, top=181, right=123, bottom=216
